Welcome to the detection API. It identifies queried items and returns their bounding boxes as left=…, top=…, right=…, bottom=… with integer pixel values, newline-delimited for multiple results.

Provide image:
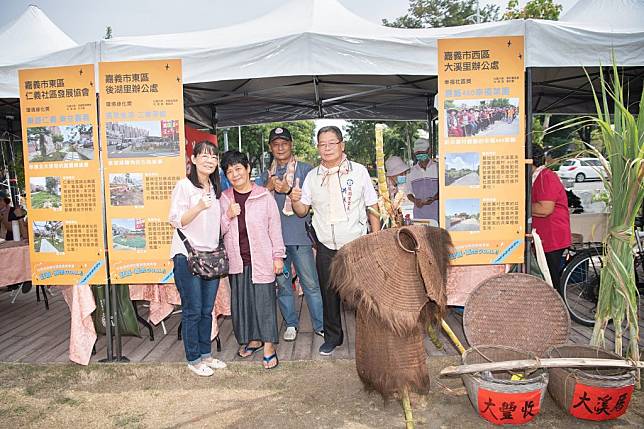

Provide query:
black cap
left=269, top=127, right=292, bottom=143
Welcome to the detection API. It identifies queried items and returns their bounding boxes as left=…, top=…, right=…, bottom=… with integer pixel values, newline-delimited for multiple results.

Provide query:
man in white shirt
left=406, top=138, right=439, bottom=225
left=289, top=125, right=380, bottom=355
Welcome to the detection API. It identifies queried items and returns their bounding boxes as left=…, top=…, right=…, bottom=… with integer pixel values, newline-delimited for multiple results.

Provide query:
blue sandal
left=237, top=342, right=264, bottom=358
left=263, top=353, right=279, bottom=369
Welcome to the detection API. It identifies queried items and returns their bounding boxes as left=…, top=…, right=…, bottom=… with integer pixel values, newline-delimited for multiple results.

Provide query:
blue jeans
left=276, top=245, right=324, bottom=332
left=172, top=254, right=220, bottom=364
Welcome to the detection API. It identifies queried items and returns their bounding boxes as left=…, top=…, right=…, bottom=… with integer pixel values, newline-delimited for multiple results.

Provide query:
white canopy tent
left=0, top=5, right=78, bottom=66
left=0, top=0, right=641, bottom=270
left=561, top=0, right=644, bottom=30
left=0, top=5, right=94, bottom=123
left=0, top=0, right=642, bottom=126
left=525, top=0, right=644, bottom=114
left=96, top=0, right=644, bottom=125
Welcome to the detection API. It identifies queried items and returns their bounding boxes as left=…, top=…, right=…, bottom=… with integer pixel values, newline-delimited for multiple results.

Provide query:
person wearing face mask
left=384, top=156, right=410, bottom=200
left=406, top=138, right=439, bottom=225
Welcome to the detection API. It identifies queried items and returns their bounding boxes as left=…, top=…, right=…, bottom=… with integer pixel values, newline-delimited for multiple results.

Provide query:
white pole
left=238, top=125, right=242, bottom=151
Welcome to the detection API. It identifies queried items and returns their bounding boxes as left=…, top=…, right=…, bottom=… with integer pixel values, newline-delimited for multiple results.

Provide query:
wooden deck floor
left=0, top=286, right=641, bottom=364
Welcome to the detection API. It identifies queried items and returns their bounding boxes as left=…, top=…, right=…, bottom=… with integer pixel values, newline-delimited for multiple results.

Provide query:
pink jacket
left=220, top=184, right=285, bottom=284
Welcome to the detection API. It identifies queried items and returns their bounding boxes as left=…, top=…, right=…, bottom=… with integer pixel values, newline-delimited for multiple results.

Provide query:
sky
left=445, top=152, right=479, bottom=170
left=445, top=198, right=480, bottom=216
left=1, top=0, right=580, bottom=43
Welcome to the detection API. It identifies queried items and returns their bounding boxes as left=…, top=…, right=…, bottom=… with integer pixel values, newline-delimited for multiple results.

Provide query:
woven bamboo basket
left=331, top=226, right=451, bottom=398
left=463, top=273, right=571, bottom=356
left=545, top=345, right=636, bottom=420
left=354, top=306, right=430, bottom=397
left=462, top=345, right=549, bottom=408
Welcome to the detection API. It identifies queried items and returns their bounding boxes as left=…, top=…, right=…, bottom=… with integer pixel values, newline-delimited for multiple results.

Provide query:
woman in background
left=531, top=145, right=571, bottom=290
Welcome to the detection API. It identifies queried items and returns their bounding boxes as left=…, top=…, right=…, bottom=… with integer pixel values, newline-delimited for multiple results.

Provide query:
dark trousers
left=316, top=242, right=343, bottom=347
left=545, top=248, right=566, bottom=291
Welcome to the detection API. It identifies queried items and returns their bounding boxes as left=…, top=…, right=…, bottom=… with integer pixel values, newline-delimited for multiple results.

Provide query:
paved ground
left=448, top=218, right=480, bottom=232
left=451, top=172, right=480, bottom=186
left=571, top=180, right=605, bottom=192
left=477, top=118, right=519, bottom=137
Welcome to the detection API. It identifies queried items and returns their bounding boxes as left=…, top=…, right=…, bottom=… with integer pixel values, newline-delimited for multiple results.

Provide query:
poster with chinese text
left=19, top=65, right=107, bottom=285
left=438, top=36, right=525, bottom=265
left=99, top=59, right=185, bottom=283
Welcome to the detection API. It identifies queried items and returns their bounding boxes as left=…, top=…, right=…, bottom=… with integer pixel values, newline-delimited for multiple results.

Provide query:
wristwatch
left=286, top=186, right=293, bottom=195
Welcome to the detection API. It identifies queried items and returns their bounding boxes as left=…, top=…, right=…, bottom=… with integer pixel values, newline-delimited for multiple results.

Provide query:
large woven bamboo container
left=545, top=344, right=636, bottom=421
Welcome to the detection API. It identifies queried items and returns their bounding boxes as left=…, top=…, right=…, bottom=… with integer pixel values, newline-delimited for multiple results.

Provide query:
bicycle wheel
left=559, top=249, right=603, bottom=326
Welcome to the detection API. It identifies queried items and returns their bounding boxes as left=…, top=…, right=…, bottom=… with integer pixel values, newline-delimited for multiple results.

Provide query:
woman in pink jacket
left=220, top=150, right=285, bottom=369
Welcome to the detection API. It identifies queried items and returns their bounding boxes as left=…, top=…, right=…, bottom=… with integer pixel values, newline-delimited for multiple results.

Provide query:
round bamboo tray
left=463, top=273, right=570, bottom=356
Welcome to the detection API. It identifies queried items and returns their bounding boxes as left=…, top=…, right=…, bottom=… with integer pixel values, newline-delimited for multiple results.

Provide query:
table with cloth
left=0, top=240, right=231, bottom=365
left=60, top=280, right=231, bottom=365
left=0, top=239, right=31, bottom=287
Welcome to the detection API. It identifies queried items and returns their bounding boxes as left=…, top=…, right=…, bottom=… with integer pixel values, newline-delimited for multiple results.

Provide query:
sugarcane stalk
left=401, top=387, right=415, bottom=429
left=577, top=63, right=643, bottom=388
left=374, top=123, right=399, bottom=227
left=375, top=124, right=389, bottom=203
left=441, top=319, right=466, bottom=356
left=426, top=323, right=444, bottom=350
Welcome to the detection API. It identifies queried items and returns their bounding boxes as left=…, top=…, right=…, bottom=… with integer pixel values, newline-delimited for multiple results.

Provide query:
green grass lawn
left=34, top=236, right=64, bottom=252
left=114, top=235, right=146, bottom=249
left=30, top=192, right=61, bottom=209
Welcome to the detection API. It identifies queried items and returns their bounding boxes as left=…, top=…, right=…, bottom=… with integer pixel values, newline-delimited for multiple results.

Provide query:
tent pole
left=0, top=131, right=11, bottom=200
left=524, top=67, right=533, bottom=274
left=95, top=93, right=113, bottom=362
left=313, top=76, right=323, bottom=118
left=5, top=118, right=18, bottom=205
left=426, top=95, right=434, bottom=158
left=210, top=104, right=217, bottom=133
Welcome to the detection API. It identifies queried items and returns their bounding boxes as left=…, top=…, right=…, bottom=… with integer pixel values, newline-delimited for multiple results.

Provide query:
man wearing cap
left=407, top=138, right=439, bottom=224
left=289, top=125, right=380, bottom=356
left=257, top=126, right=324, bottom=342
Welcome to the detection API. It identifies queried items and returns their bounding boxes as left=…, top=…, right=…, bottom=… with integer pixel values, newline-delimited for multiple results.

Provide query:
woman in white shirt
left=168, top=140, right=226, bottom=377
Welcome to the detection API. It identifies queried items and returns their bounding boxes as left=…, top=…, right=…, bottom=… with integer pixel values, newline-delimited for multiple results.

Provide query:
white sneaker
left=203, top=357, right=227, bottom=369
left=284, top=326, right=297, bottom=341
left=188, top=363, right=214, bottom=377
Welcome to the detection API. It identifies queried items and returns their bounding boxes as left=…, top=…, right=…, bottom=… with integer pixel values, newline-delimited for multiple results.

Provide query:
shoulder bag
left=177, top=228, right=229, bottom=280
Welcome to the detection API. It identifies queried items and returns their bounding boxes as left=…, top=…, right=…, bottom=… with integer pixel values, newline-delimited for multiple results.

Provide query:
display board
left=19, top=64, right=107, bottom=285
left=98, top=59, right=185, bottom=283
left=438, top=36, right=525, bottom=265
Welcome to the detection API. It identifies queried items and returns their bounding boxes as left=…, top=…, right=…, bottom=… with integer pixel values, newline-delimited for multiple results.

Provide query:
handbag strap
left=177, top=228, right=224, bottom=252
left=176, top=229, right=195, bottom=254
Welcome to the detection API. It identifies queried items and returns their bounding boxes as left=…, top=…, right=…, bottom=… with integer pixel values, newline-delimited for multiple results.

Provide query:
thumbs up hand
left=289, top=177, right=302, bottom=202
left=274, top=177, right=290, bottom=194
left=199, top=192, right=213, bottom=210
left=227, top=202, right=241, bottom=219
